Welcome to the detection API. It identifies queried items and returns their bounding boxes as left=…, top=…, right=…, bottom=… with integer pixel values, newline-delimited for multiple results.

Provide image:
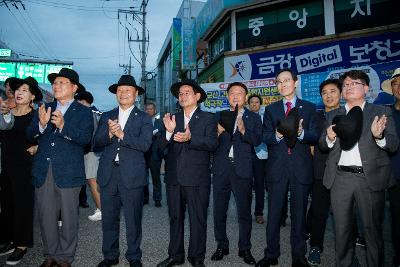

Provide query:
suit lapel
left=277, top=100, right=285, bottom=119
left=188, top=108, right=201, bottom=131
left=124, top=106, right=139, bottom=131
left=175, top=112, right=185, bottom=133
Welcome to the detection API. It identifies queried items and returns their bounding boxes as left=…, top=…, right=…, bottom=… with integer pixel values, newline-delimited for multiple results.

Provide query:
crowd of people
left=0, top=66, right=399, bottom=267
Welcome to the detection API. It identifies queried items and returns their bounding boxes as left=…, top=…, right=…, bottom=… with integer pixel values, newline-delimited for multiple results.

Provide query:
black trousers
left=0, top=172, right=34, bottom=247
left=308, top=180, right=330, bottom=250
left=213, top=161, right=253, bottom=250
left=252, top=157, right=267, bottom=216
left=144, top=159, right=162, bottom=202
left=389, top=183, right=400, bottom=259
left=166, top=184, right=210, bottom=262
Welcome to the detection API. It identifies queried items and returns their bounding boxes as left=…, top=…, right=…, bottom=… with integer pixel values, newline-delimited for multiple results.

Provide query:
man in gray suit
left=320, top=70, right=399, bottom=267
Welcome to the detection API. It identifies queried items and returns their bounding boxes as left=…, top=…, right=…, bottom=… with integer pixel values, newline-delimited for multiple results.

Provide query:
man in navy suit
left=94, top=75, right=153, bottom=267
left=143, top=102, right=164, bottom=207
left=27, top=68, right=93, bottom=267
left=157, top=80, right=217, bottom=267
left=211, top=82, right=262, bottom=265
left=256, top=68, right=317, bottom=267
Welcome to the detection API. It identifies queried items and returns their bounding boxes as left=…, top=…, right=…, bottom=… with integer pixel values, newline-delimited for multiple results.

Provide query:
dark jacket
left=27, top=100, right=93, bottom=188
left=161, top=108, right=217, bottom=186
left=95, top=106, right=153, bottom=189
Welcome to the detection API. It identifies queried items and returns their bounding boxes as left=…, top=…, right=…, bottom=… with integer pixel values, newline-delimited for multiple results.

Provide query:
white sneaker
left=88, top=208, right=102, bottom=221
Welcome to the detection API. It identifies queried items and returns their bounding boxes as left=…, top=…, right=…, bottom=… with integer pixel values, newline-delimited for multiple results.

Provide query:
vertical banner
left=172, top=18, right=182, bottom=71
left=181, top=18, right=196, bottom=70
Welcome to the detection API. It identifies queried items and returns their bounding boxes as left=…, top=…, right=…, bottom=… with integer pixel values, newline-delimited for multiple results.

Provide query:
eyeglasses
left=276, top=78, right=293, bottom=85
left=342, top=81, right=365, bottom=89
left=392, top=82, right=400, bottom=87
left=178, top=91, right=195, bottom=97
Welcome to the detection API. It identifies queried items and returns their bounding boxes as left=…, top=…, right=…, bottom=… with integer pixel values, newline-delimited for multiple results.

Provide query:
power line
left=24, top=0, right=132, bottom=12
left=5, top=4, right=49, bottom=59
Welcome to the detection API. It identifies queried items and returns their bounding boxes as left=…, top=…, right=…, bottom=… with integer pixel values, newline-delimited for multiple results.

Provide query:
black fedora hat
left=277, top=107, right=300, bottom=148
left=48, top=68, right=85, bottom=93
left=170, top=79, right=207, bottom=103
left=332, top=106, right=363, bottom=151
left=219, top=104, right=239, bottom=135
left=108, top=75, right=145, bottom=95
left=8, top=76, right=43, bottom=102
left=75, top=90, right=94, bottom=105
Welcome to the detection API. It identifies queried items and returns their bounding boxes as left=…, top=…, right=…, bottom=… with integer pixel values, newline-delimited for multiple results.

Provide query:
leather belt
left=337, top=165, right=363, bottom=174
left=112, top=160, right=120, bottom=166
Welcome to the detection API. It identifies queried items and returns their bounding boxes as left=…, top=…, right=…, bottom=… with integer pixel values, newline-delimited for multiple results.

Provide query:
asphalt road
left=0, top=182, right=396, bottom=267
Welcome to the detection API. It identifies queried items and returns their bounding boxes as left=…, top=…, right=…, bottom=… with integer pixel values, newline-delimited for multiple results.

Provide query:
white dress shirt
left=166, top=107, right=197, bottom=141
left=327, top=102, right=386, bottom=166
left=115, top=105, right=135, bottom=161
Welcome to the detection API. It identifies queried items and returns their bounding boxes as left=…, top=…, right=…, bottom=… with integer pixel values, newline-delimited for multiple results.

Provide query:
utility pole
left=119, top=56, right=133, bottom=75
left=140, top=0, right=148, bottom=98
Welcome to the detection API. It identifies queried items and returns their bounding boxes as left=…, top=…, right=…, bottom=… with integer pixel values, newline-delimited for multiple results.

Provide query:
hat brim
left=108, top=84, right=145, bottom=95
left=332, top=106, right=363, bottom=150
left=170, top=81, right=207, bottom=103
left=8, top=77, right=43, bottom=102
left=381, top=73, right=400, bottom=95
left=48, top=73, right=86, bottom=94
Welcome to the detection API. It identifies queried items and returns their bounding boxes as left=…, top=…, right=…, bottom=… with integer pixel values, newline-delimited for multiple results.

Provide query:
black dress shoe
left=255, top=257, right=278, bottom=267
left=187, top=257, right=205, bottom=267
left=97, top=258, right=119, bottom=267
left=239, top=250, right=256, bottom=265
left=155, top=201, right=162, bottom=207
left=129, top=260, right=143, bottom=267
left=292, top=258, right=310, bottom=267
left=157, top=257, right=185, bottom=267
left=211, top=247, right=229, bottom=261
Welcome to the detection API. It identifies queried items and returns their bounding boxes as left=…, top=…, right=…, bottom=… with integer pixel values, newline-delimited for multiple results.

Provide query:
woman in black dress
left=0, top=76, right=42, bottom=265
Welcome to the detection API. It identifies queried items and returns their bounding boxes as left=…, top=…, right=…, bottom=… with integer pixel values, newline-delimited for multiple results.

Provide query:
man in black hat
left=320, top=69, right=399, bottom=267
left=26, top=68, right=93, bottom=267
left=157, top=79, right=217, bottom=267
left=94, top=75, right=152, bottom=267
left=211, top=82, right=261, bottom=265
left=256, top=68, right=317, bottom=267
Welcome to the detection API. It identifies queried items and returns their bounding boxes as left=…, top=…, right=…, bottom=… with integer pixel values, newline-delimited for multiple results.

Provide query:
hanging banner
left=224, top=31, right=400, bottom=82
left=181, top=18, right=196, bottom=70
left=172, top=18, right=182, bottom=71
left=202, top=60, right=399, bottom=112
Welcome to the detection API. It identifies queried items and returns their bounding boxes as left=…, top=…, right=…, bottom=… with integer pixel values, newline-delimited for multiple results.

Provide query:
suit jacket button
left=117, top=148, right=120, bottom=151
left=46, top=158, right=50, bottom=161
left=51, top=142, right=55, bottom=146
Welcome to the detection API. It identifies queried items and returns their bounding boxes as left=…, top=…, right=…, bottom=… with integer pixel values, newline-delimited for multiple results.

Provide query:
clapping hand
left=38, top=104, right=51, bottom=128
left=163, top=113, right=176, bottom=133
left=371, top=114, right=387, bottom=139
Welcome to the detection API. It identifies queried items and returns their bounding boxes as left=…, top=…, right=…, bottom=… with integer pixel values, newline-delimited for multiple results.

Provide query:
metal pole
left=141, top=0, right=147, bottom=99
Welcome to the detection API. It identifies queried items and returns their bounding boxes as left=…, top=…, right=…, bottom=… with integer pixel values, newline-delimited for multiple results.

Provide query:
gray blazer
left=0, top=113, right=14, bottom=130
left=319, top=103, right=399, bottom=191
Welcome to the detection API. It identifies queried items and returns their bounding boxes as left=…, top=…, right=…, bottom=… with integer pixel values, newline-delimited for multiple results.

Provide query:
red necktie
left=285, top=102, right=292, bottom=154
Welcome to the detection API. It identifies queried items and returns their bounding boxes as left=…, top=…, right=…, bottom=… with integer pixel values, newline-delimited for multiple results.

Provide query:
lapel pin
left=135, top=113, right=137, bottom=116
left=195, top=115, right=199, bottom=119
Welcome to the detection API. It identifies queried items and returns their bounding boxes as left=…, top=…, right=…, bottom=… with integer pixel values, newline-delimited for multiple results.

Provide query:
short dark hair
left=275, top=68, right=298, bottom=81
left=227, top=82, right=248, bottom=94
left=319, top=79, right=342, bottom=95
left=74, top=91, right=93, bottom=104
left=340, top=70, right=370, bottom=86
left=247, top=94, right=262, bottom=105
left=145, top=102, right=156, bottom=108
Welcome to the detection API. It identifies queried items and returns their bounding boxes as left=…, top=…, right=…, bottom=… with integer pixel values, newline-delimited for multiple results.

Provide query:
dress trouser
left=252, top=156, right=267, bottom=216
left=331, top=170, right=385, bottom=267
left=166, top=184, right=210, bottom=262
left=265, top=163, right=310, bottom=260
left=308, top=179, right=330, bottom=250
left=144, top=158, right=162, bottom=202
left=35, top=164, right=80, bottom=264
left=213, top=160, right=253, bottom=250
left=388, top=183, right=400, bottom=261
left=101, top=164, right=144, bottom=262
